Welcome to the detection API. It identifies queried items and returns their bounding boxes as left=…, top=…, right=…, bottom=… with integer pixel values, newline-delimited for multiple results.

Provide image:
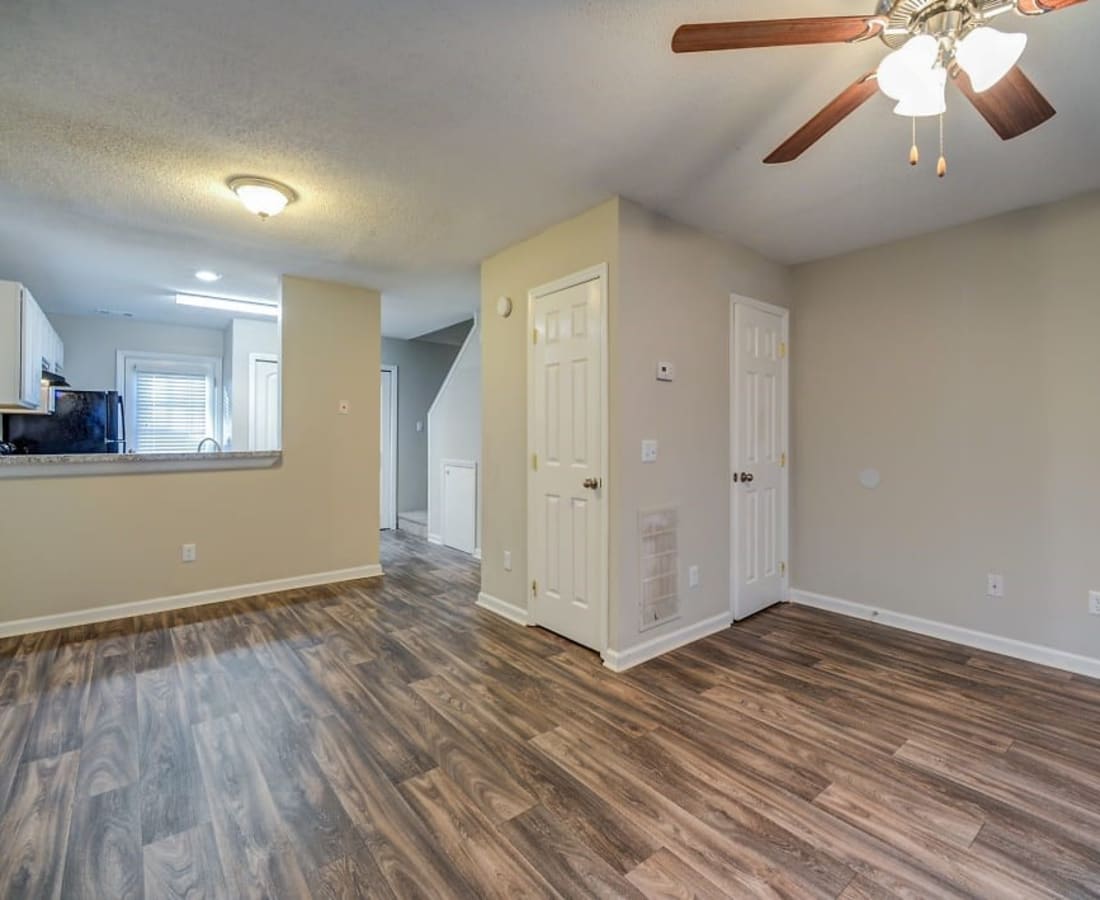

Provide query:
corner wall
left=612, top=199, right=791, bottom=654
left=0, top=275, right=381, bottom=628
left=382, top=336, right=459, bottom=514
left=791, top=190, right=1100, bottom=662
left=427, top=321, right=482, bottom=550
left=480, top=198, right=620, bottom=611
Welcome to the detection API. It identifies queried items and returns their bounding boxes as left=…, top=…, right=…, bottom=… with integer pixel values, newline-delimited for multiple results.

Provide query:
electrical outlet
left=338, top=400, right=351, bottom=415
left=181, top=543, right=197, bottom=563
left=504, top=550, right=512, bottom=572
left=987, top=573, right=1004, bottom=598
left=656, top=361, right=675, bottom=382
left=641, top=439, right=658, bottom=463
left=1089, top=591, right=1100, bottom=616
left=688, top=565, right=700, bottom=589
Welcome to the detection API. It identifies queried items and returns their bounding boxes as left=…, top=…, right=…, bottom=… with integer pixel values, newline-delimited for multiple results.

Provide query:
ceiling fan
left=672, top=0, right=1086, bottom=171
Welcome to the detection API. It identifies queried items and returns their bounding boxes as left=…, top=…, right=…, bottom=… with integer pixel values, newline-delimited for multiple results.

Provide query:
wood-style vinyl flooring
left=1, top=531, right=1099, bottom=898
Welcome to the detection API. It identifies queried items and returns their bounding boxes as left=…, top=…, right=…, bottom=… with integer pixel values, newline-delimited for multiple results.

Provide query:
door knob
left=739, top=472, right=755, bottom=484
left=582, top=477, right=602, bottom=490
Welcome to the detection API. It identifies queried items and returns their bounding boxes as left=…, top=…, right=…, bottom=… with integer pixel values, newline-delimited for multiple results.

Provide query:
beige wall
left=613, top=199, right=791, bottom=652
left=480, top=196, right=792, bottom=655
left=480, top=198, right=620, bottom=610
left=791, top=191, right=1100, bottom=659
left=0, top=275, right=380, bottom=626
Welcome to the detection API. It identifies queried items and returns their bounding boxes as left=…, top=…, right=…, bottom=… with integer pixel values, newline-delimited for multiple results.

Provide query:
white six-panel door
left=732, top=299, right=789, bottom=620
left=529, top=266, right=607, bottom=651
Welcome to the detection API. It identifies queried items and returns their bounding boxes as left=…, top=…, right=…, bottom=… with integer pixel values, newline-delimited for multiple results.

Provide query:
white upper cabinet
left=0, top=280, right=63, bottom=410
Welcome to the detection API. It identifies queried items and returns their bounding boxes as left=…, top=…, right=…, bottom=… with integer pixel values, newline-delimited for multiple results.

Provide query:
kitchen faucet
left=196, top=437, right=222, bottom=453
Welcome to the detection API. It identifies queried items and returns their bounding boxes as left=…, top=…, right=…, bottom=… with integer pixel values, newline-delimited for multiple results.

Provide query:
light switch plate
left=504, top=550, right=512, bottom=572
left=657, top=361, right=675, bottom=382
left=641, top=439, right=658, bottom=463
left=181, top=544, right=197, bottom=563
left=688, top=565, right=700, bottom=589
left=1090, top=591, right=1100, bottom=615
left=987, top=573, right=1004, bottom=598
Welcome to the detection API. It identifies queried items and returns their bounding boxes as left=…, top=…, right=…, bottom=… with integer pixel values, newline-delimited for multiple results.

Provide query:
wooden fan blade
left=764, top=72, right=879, bottom=164
left=953, top=66, right=1056, bottom=140
left=672, top=16, right=883, bottom=53
left=1017, top=0, right=1087, bottom=13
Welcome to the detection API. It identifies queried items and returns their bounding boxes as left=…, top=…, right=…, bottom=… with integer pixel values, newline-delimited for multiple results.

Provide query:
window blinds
left=133, top=369, right=211, bottom=453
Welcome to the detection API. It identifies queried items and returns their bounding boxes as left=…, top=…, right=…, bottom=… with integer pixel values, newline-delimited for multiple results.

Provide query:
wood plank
left=75, top=645, right=138, bottom=798
left=21, top=639, right=92, bottom=762
left=625, top=847, right=730, bottom=900
left=193, top=713, right=311, bottom=899
left=60, top=783, right=142, bottom=899
left=136, top=667, right=208, bottom=846
left=307, top=712, right=477, bottom=898
left=399, top=768, right=559, bottom=898
left=142, top=822, right=229, bottom=899
left=0, top=751, right=80, bottom=899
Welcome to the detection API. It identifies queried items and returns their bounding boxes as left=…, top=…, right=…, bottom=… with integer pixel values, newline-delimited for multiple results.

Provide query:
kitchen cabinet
left=1, top=280, right=63, bottom=410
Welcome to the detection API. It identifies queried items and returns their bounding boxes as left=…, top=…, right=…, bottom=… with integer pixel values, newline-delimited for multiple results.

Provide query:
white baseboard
left=0, top=564, right=384, bottom=639
left=790, top=589, right=1100, bottom=680
left=476, top=592, right=532, bottom=626
left=473, top=548, right=482, bottom=561
left=427, top=534, right=443, bottom=546
left=602, top=612, right=733, bottom=673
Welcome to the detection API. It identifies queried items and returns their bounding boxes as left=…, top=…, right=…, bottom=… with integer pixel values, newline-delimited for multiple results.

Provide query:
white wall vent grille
left=639, top=507, right=680, bottom=632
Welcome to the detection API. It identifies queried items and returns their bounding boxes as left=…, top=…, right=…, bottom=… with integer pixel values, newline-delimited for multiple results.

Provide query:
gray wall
left=791, top=190, right=1100, bottom=660
left=52, top=314, right=225, bottom=391
left=382, top=335, right=460, bottom=514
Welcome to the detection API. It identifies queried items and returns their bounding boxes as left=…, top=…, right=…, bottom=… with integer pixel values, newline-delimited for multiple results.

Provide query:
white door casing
left=731, top=297, right=790, bottom=620
left=380, top=365, right=398, bottom=531
left=249, top=354, right=280, bottom=452
left=528, top=264, right=608, bottom=652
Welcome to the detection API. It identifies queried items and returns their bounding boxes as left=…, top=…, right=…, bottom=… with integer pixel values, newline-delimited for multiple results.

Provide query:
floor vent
left=639, top=507, right=680, bottom=632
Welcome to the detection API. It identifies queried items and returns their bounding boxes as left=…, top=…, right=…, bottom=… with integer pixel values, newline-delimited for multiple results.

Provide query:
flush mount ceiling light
left=227, top=176, right=298, bottom=219
left=671, top=0, right=1081, bottom=173
left=176, top=293, right=280, bottom=318
left=194, top=270, right=222, bottom=283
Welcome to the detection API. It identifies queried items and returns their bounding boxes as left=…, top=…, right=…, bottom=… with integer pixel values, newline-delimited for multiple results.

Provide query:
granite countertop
left=0, top=450, right=281, bottom=477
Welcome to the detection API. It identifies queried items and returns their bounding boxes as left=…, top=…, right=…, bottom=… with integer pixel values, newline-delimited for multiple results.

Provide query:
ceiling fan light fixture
left=876, top=34, right=939, bottom=102
left=892, top=66, right=948, bottom=117
left=955, top=27, right=1028, bottom=92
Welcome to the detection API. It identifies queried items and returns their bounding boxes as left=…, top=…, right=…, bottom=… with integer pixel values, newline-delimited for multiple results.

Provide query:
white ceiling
left=1, top=0, right=1098, bottom=337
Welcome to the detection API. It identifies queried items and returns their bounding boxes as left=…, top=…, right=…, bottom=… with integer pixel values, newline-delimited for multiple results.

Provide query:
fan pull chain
left=909, top=117, right=919, bottom=166
left=937, top=114, right=947, bottom=178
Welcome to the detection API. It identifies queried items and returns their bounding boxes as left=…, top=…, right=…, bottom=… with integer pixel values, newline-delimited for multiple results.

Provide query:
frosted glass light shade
left=227, top=177, right=298, bottom=218
left=877, top=35, right=939, bottom=102
left=893, top=66, right=947, bottom=117
left=956, top=27, right=1027, bottom=92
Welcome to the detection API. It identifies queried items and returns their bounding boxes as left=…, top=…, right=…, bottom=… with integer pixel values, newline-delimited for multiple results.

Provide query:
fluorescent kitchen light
left=175, top=293, right=279, bottom=318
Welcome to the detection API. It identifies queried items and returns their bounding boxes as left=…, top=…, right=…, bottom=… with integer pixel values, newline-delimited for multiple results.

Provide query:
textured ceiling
left=1, top=0, right=1098, bottom=337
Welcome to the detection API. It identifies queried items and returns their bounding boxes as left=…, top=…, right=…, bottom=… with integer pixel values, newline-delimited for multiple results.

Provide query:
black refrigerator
left=4, top=390, right=126, bottom=454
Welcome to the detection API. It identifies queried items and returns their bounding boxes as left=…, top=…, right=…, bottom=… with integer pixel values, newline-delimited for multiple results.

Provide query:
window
left=117, top=352, right=221, bottom=454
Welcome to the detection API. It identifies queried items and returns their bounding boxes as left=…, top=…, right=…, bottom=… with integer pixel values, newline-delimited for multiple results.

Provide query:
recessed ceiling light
left=195, top=270, right=222, bottom=283
left=175, top=293, right=279, bottom=318
left=227, top=176, right=298, bottom=219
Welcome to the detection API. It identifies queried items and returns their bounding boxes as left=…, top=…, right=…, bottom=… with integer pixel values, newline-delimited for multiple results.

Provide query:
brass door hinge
left=532, top=453, right=538, bottom=471
left=778, top=341, right=787, bottom=359
left=780, top=452, right=787, bottom=468
left=779, top=562, right=787, bottom=577
left=532, top=580, right=538, bottom=597
left=533, top=328, right=538, bottom=344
